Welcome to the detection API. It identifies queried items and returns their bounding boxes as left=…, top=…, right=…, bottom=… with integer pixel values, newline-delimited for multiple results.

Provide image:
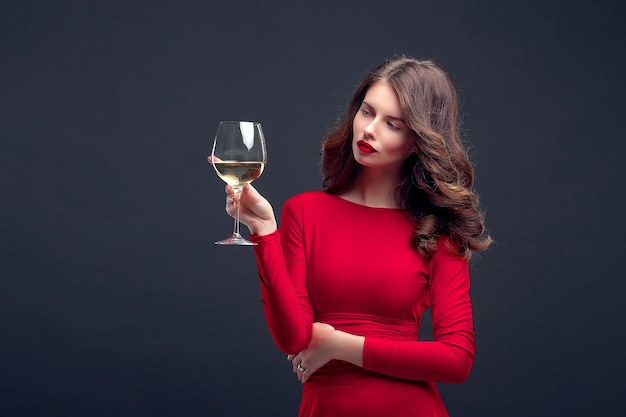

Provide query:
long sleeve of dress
left=250, top=202, right=313, bottom=354
left=362, top=246, right=476, bottom=383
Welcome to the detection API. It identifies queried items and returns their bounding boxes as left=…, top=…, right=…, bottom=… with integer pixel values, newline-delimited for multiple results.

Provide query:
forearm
left=260, top=286, right=312, bottom=354
left=363, top=333, right=475, bottom=383
left=331, top=330, right=365, bottom=368
left=329, top=330, right=473, bottom=383
left=252, top=231, right=313, bottom=354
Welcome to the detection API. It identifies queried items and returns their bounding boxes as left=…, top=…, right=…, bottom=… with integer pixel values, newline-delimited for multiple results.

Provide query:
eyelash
left=360, top=107, right=401, bottom=130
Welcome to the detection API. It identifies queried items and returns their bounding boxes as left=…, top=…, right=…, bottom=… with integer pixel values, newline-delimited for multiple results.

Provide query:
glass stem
left=233, top=188, right=242, bottom=237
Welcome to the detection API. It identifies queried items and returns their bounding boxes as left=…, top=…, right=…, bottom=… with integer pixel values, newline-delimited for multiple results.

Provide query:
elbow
left=270, top=326, right=312, bottom=355
left=275, top=338, right=310, bottom=355
left=446, top=353, right=474, bottom=384
left=438, top=334, right=475, bottom=383
left=436, top=342, right=474, bottom=384
left=266, top=316, right=312, bottom=354
left=448, top=364, right=472, bottom=384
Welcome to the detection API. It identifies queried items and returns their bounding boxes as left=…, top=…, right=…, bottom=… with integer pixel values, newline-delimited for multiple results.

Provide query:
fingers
left=221, top=183, right=276, bottom=234
left=224, top=186, right=238, bottom=213
left=287, top=354, right=309, bottom=384
left=298, top=362, right=312, bottom=384
left=224, top=184, right=259, bottom=211
left=224, top=185, right=235, bottom=200
left=239, top=183, right=262, bottom=204
left=287, top=354, right=300, bottom=374
left=224, top=184, right=250, bottom=200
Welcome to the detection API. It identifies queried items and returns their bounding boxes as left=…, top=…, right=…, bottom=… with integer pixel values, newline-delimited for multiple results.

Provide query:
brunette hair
left=321, top=56, right=492, bottom=258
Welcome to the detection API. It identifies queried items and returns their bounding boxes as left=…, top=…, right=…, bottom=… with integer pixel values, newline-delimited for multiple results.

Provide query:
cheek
left=352, top=115, right=364, bottom=135
left=389, top=136, right=412, bottom=153
left=387, top=137, right=415, bottom=160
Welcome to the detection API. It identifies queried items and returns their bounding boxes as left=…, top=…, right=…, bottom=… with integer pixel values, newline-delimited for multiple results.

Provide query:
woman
left=213, top=56, right=492, bottom=416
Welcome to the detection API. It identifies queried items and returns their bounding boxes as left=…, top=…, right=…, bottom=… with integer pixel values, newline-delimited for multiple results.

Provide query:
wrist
left=332, top=330, right=364, bottom=367
left=248, top=220, right=277, bottom=236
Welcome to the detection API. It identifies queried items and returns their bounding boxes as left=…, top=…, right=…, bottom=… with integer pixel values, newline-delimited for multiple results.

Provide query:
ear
left=409, top=132, right=420, bottom=154
left=404, top=142, right=419, bottom=161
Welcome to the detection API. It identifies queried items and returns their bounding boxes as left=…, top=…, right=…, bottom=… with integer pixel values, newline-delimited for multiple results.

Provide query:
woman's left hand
left=287, top=322, right=336, bottom=384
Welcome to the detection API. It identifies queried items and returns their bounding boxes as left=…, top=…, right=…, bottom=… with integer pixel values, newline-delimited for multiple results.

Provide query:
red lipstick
left=357, top=140, right=376, bottom=154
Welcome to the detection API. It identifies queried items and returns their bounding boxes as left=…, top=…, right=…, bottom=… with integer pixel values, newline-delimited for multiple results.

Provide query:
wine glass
left=211, top=121, right=267, bottom=245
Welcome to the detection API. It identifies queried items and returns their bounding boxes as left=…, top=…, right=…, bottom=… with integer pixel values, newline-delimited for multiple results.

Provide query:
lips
left=357, top=140, right=376, bottom=154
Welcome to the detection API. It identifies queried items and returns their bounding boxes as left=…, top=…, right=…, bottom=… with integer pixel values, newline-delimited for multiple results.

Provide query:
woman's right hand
left=208, top=156, right=277, bottom=236
left=225, top=183, right=277, bottom=237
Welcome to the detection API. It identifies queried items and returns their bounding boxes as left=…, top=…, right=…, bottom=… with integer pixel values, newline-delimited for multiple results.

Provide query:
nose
left=363, top=118, right=376, bottom=137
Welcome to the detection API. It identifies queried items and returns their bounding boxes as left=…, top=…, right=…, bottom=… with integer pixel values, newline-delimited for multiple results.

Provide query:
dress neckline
left=328, top=192, right=406, bottom=212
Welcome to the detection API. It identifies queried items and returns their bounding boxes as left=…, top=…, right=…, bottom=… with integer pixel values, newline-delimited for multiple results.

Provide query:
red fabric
left=251, top=191, right=475, bottom=417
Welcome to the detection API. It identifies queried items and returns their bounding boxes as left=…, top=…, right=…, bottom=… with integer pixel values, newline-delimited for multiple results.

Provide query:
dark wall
left=2, top=1, right=624, bottom=416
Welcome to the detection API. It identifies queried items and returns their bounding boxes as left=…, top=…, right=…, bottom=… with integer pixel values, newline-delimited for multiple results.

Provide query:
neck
left=341, top=168, right=402, bottom=208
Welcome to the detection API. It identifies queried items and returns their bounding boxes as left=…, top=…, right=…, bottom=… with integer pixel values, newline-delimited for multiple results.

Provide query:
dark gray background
left=2, top=1, right=624, bottom=416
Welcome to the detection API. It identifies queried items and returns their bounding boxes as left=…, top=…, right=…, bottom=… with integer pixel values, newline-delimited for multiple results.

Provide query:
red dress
left=251, top=192, right=475, bottom=417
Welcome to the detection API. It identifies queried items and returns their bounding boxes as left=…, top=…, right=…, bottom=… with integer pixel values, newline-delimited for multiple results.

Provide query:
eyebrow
left=362, top=101, right=406, bottom=124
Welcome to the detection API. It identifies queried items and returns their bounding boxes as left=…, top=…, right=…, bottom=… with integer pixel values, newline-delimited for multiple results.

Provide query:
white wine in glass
left=211, top=121, right=267, bottom=245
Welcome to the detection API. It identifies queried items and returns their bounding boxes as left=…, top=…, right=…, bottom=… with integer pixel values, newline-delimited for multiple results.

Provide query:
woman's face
left=352, top=81, right=415, bottom=175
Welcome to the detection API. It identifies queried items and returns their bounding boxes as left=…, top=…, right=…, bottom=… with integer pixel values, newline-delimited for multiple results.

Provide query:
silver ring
left=297, top=364, right=306, bottom=373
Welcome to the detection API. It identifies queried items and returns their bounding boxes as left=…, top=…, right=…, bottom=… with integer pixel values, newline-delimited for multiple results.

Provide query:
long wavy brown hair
left=321, top=56, right=492, bottom=259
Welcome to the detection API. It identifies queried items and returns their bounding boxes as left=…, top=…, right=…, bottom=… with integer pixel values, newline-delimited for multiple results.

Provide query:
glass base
left=214, top=233, right=257, bottom=246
